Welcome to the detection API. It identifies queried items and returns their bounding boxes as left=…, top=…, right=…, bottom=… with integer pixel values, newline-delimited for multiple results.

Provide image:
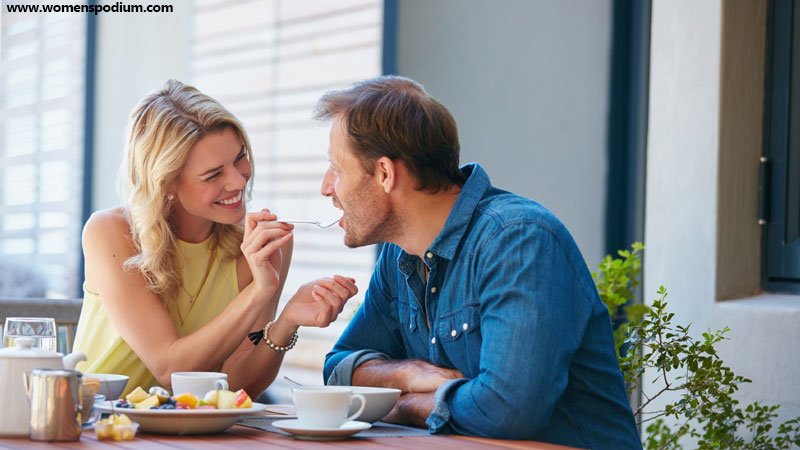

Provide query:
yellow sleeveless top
left=73, top=237, right=240, bottom=397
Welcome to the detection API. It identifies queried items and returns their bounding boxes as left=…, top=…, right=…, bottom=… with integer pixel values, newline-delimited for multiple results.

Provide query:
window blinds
left=0, top=9, right=86, bottom=298
left=190, top=0, right=382, bottom=368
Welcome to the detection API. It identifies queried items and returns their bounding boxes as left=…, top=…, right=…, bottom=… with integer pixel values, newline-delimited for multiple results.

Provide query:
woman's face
left=171, top=126, right=251, bottom=241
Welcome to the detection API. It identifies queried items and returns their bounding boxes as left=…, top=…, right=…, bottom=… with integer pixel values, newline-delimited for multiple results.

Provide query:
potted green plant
left=593, top=244, right=800, bottom=450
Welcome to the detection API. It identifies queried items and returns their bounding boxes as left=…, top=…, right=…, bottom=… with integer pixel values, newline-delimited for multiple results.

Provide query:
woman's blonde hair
left=118, top=79, right=253, bottom=302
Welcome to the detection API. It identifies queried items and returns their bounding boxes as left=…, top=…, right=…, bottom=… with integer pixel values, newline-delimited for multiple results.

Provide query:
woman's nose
left=227, top=166, right=249, bottom=191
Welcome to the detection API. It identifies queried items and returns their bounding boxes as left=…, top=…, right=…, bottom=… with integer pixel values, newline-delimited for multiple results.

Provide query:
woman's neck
left=173, top=214, right=214, bottom=243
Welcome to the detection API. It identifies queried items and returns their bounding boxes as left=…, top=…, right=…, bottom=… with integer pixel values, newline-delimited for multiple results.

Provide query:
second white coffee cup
left=171, top=372, right=228, bottom=397
left=292, top=386, right=366, bottom=428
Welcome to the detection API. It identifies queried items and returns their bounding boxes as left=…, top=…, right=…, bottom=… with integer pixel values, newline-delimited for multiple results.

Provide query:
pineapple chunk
left=95, top=414, right=137, bottom=441
left=114, top=414, right=132, bottom=425
left=134, top=395, right=159, bottom=410
left=125, top=386, right=148, bottom=404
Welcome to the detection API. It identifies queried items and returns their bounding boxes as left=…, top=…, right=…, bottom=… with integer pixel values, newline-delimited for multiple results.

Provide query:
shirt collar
left=396, top=163, right=490, bottom=270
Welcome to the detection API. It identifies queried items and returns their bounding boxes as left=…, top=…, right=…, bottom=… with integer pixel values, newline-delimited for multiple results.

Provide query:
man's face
left=321, top=116, right=398, bottom=248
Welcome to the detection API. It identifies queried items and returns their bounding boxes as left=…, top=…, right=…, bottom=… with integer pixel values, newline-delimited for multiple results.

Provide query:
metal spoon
left=279, top=217, right=341, bottom=228
left=283, top=376, right=304, bottom=388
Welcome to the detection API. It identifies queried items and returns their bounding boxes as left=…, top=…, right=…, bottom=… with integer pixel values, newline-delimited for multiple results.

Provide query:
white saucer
left=272, top=419, right=371, bottom=440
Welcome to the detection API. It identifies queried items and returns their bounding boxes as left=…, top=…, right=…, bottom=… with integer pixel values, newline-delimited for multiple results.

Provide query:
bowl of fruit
left=94, top=414, right=138, bottom=441
left=96, top=385, right=265, bottom=434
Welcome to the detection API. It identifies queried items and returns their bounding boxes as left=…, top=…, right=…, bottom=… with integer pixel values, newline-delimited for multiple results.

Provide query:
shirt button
left=426, top=252, right=433, bottom=259
left=462, top=323, right=468, bottom=331
left=450, top=329, right=457, bottom=337
left=430, top=286, right=437, bottom=293
left=431, top=337, right=436, bottom=344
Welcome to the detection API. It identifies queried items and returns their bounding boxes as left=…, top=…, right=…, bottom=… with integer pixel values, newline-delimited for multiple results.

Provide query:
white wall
left=92, top=2, right=191, bottom=211
left=395, top=0, right=612, bottom=268
left=646, top=0, right=800, bottom=433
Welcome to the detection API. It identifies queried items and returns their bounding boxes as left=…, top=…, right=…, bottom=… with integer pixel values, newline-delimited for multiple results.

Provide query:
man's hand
left=382, top=392, right=435, bottom=428
left=353, top=359, right=464, bottom=393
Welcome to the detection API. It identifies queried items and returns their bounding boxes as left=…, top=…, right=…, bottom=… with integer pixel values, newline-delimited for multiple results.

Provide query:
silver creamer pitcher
left=24, top=368, right=82, bottom=441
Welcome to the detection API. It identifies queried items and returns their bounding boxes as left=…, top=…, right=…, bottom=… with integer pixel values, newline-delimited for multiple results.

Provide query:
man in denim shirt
left=315, top=76, right=641, bottom=449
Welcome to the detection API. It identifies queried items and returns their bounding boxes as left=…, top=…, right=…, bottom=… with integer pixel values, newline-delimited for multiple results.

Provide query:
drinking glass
left=2, top=317, right=57, bottom=351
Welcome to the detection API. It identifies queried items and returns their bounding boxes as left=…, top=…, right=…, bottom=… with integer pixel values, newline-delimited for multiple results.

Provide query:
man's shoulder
left=472, top=187, right=565, bottom=236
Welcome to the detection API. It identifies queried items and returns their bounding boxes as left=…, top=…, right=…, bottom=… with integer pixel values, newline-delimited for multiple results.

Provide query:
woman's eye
left=235, top=152, right=246, bottom=162
left=204, top=173, right=221, bottom=181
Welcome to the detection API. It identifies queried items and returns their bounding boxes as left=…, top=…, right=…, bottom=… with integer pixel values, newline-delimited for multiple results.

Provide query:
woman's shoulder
left=82, top=207, right=133, bottom=248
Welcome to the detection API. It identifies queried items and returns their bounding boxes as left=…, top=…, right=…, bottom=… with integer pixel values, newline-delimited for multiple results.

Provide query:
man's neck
left=393, top=185, right=461, bottom=260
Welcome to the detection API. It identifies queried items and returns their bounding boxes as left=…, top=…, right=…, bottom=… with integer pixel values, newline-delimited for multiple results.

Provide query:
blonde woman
left=73, top=80, right=357, bottom=398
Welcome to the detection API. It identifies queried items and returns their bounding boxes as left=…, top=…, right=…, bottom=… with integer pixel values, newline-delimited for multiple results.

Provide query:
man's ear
left=375, top=156, right=396, bottom=194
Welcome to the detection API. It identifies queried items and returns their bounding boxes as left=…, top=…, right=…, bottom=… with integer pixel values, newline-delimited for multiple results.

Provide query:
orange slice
left=174, top=392, right=199, bottom=409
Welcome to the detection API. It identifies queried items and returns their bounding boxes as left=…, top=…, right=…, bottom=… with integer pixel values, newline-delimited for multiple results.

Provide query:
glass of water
left=2, top=317, right=57, bottom=351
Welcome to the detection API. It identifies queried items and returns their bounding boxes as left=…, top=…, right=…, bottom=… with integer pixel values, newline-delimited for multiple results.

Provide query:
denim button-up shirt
left=324, top=164, right=641, bottom=450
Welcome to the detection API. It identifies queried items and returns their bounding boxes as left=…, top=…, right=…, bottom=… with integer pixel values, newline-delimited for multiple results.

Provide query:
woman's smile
left=216, top=190, right=243, bottom=208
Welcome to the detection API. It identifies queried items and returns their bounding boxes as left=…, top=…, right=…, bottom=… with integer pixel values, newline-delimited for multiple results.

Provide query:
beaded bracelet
left=248, top=320, right=298, bottom=352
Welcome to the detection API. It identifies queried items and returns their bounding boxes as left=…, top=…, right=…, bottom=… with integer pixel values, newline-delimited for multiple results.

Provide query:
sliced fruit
left=125, top=386, right=148, bottom=404
left=216, top=390, right=236, bottom=410
left=134, top=395, right=159, bottom=410
left=196, top=405, right=217, bottom=409
left=203, top=390, right=218, bottom=407
left=233, top=389, right=252, bottom=409
left=174, top=392, right=199, bottom=409
left=114, top=414, right=132, bottom=425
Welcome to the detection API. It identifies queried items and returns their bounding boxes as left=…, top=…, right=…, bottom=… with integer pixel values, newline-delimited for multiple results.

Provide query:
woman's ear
left=375, top=157, right=396, bottom=193
left=164, top=182, right=177, bottom=203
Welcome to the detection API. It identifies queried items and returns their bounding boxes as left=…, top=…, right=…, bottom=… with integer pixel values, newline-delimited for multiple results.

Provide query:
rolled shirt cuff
left=426, top=377, right=469, bottom=434
left=325, top=349, right=389, bottom=386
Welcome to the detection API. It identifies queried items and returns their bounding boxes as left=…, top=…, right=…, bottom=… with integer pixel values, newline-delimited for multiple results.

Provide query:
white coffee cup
left=292, top=386, right=366, bottom=428
left=171, top=372, right=228, bottom=397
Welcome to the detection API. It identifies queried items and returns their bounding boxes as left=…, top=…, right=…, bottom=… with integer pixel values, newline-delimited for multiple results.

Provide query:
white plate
left=272, top=419, right=371, bottom=440
left=96, top=401, right=267, bottom=435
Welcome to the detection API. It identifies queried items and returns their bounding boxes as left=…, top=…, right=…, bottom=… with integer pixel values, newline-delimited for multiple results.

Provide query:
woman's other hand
left=242, top=209, right=293, bottom=299
left=282, top=275, right=358, bottom=328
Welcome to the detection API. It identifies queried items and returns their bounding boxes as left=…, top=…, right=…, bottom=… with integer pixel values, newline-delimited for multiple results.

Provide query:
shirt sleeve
left=323, top=244, right=408, bottom=384
left=426, top=223, right=594, bottom=439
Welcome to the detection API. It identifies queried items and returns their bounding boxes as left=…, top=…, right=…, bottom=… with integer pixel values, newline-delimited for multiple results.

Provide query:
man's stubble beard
left=342, top=183, right=402, bottom=249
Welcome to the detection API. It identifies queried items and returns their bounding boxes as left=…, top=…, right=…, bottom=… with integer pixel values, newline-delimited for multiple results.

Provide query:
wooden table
left=0, top=426, right=577, bottom=449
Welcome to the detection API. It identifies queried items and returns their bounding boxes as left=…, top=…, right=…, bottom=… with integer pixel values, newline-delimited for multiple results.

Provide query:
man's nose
left=321, top=168, right=334, bottom=197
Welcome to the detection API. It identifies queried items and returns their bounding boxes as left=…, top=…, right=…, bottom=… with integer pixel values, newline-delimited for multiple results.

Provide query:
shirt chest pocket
left=437, top=304, right=481, bottom=374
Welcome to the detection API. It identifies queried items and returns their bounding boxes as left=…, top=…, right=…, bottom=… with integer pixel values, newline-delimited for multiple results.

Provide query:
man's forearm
left=352, top=358, right=465, bottom=393
left=352, top=359, right=410, bottom=390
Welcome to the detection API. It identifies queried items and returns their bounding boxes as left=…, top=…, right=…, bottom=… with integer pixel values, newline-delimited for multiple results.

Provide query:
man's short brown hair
left=313, top=76, right=466, bottom=193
